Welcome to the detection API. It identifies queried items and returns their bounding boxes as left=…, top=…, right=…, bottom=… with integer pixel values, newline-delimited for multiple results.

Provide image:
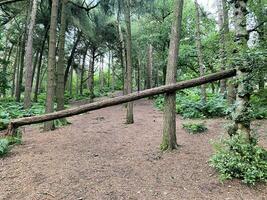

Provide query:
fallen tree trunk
left=6, top=69, right=236, bottom=135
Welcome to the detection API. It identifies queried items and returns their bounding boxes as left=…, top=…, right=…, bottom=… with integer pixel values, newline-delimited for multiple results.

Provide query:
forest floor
left=0, top=98, right=266, bottom=200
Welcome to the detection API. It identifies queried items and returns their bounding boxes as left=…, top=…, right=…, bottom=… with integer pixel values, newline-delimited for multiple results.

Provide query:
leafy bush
left=182, top=122, right=207, bottom=134
left=250, top=89, right=267, bottom=119
left=155, top=90, right=228, bottom=119
left=0, top=139, right=9, bottom=157
left=210, top=134, right=267, bottom=185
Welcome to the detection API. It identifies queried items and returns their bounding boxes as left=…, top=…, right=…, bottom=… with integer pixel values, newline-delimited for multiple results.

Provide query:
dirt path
left=0, top=99, right=266, bottom=200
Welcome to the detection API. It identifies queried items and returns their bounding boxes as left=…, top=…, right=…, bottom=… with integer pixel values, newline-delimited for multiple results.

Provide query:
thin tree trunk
left=31, top=51, right=39, bottom=87
left=123, top=0, right=134, bottom=124
left=64, top=30, right=82, bottom=87
left=69, top=66, right=73, bottom=97
left=217, top=0, right=227, bottom=96
left=23, top=0, right=37, bottom=109
left=34, top=24, right=49, bottom=102
left=44, top=0, right=59, bottom=131
left=15, top=38, right=22, bottom=100
left=194, top=0, right=206, bottom=104
left=80, top=47, right=87, bottom=95
left=56, top=0, right=67, bottom=111
left=161, top=0, right=184, bottom=151
left=12, top=45, right=19, bottom=97
left=99, top=57, right=104, bottom=92
left=111, top=52, right=115, bottom=92
left=137, top=57, right=141, bottom=91
left=88, top=48, right=96, bottom=100
left=146, top=44, right=153, bottom=89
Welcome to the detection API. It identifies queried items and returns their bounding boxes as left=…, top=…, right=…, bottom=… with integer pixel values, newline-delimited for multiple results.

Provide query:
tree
left=161, top=0, right=184, bottom=151
left=123, top=0, right=134, bottom=124
left=194, top=0, right=206, bottom=104
left=217, top=0, right=228, bottom=96
left=228, top=0, right=251, bottom=140
left=44, top=0, right=59, bottom=131
left=146, top=44, right=153, bottom=89
left=23, top=0, right=38, bottom=109
left=56, top=0, right=67, bottom=112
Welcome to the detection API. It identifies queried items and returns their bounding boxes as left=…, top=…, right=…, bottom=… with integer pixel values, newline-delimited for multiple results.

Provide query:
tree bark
left=88, top=48, right=96, bottom=100
left=161, top=0, right=184, bottom=151
left=123, top=0, right=134, bottom=124
left=229, top=0, right=251, bottom=140
left=34, top=24, right=49, bottom=102
left=80, top=46, right=87, bottom=95
left=44, top=0, right=59, bottom=131
left=111, top=52, right=115, bottom=92
left=194, top=0, right=206, bottom=104
left=56, top=0, right=67, bottom=111
left=64, top=31, right=82, bottom=87
left=146, top=44, right=153, bottom=89
left=217, top=0, right=227, bottom=96
left=15, top=33, right=26, bottom=102
left=23, top=0, right=38, bottom=109
left=99, top=57, right=104, bottom=92
left=6, top=69, right=236, bottom=135
left=11, top=44, right=19, bottom=97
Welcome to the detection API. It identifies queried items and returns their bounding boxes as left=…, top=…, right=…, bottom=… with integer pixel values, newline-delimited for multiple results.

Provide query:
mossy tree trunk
left=229, top=0, right=251, bottom=140
left=161, top=0, right=184, bottom=151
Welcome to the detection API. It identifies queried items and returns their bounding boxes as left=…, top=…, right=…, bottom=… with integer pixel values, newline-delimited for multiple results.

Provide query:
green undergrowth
left=250, top=89, right=267, bottom=119
left=155, top=90, right=228, bottom=119
left=182, top=122, right=208, bottom=134
left=210, top=133, right=267, bottom=185
left=0, top=131, right=22, bottom=157
left=154, top=89, right=267, bottom=120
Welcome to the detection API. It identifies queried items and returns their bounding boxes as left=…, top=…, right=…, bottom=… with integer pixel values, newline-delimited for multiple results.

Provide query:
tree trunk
left=15, top=33, right=26, bottom=102
left=64, top=31, right=82, bottom=87
left=80, top=47, right=87, bottom=95
left=217, top=0, right=227, bottom=96
left=194, top=0, right=206, bottom=104
left=225, top=0, right=236, bottom=105
left=99, top=57, right=104, bottom=92
left=44, top=0, right=59, bottom=131
left=34, top=24, right=49, bottom=102
left=6, top=69, right=236, bottom=135
left=23, top=0, right=38, bottom=109
left=123, top=0, right=134, bottom=124
left=229, top=0, right=251, bottom=140
left=137, top=57, right=141, bottom=91
left=31, top=51, right=39, bottom=87
left=146, top=44, right=153, bottom=89
left=56, top=0, right=67, bottom=111
left=111, top=52, right=115, bottom=92
left=69, top=66, right=73, bottom=97
left=12, top=45, right=19, bottom=97
left=161, top=0, right=184, bottom=151
left=88, top=48, right=96, bottom=100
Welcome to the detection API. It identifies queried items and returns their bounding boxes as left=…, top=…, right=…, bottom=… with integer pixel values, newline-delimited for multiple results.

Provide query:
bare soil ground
left=0, top=99, right=266, bottom=200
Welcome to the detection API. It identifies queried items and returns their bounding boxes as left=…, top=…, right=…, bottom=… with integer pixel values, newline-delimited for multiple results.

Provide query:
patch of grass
left=182, top=122, right=208, bottom=134
left=210, top=133, right=267, bottom=185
